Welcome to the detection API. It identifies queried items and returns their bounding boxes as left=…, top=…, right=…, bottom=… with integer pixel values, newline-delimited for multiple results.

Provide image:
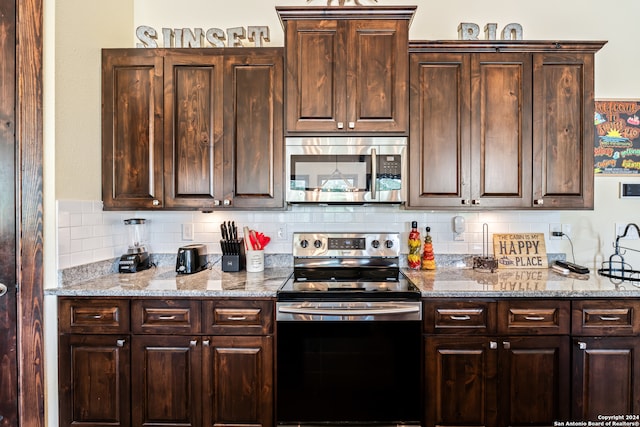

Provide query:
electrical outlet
left=277, top=224, right=288, bottom=241
left=549, top=224, right=562, bottom=240
left=561, top=224, right=572, bottom=237
left=615, top=223, right=639, bottom=239
left=182, top=223, right=194, bottom=241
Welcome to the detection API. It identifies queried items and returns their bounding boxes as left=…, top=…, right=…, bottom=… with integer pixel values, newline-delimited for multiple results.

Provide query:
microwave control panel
left=377, top=155, right=402, bottom=178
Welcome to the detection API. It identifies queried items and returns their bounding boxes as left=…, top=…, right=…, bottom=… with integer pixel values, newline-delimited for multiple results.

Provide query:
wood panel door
left=163, top=53, right=224, bottom=209
left=203, top=336, right=274, bottom=427
left=0, top=0, right=18, bottom=424
left=424, top=336, right=498, bottom=427
left=283, top=19, right=344, bottom=133
left=573, top=337, right=640, bottom=419
left=498, top=336, right=570, bottom=427
left=131, top=336, right=202, bottom=427
left=470, top=53, right=532, bottom=208
left=533, top=53, right=595, bottom=209
left=102, top=50, right=164, bottom=210
left=224, top=50, right=284, bottom=209
left=58, top=335, right=131, bottom=427
left=409, top=52, right=471, bottom=208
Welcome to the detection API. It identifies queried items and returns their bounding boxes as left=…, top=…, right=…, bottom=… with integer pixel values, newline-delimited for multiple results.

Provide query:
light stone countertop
left=46, top=263, right=640, bottom=298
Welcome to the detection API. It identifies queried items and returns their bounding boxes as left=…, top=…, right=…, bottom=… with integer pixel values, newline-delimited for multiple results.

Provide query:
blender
left=118, top=218, right=151, bottom=273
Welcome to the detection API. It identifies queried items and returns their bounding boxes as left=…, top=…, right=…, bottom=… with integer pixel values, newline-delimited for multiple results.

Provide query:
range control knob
left=300, top=239, right=309, bottom=248
left=314, top=239, right=322, bottom=249
left=385, top=240, right=394, bottom=249
left=371, top=240, right=380, bottom=249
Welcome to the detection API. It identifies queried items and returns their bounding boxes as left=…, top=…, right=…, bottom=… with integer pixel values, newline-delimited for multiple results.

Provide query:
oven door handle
left=278, top=304, right=420, bottom=317
left=371, top=147, right=377, bottom=199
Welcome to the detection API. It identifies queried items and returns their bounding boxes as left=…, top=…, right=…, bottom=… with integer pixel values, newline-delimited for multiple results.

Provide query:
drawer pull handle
left=84, top=314, right=103, bottom=319
left=116, top=339, right=125, bottom=347
left=227, top=316, right=248, bottom=321
left=158, top=315, right=177, bottom=320
left=450, top=315, right=471, bottom=321
left=599, top=316, right=621, bottom=321
left=524, top=315, right=545, bottom=321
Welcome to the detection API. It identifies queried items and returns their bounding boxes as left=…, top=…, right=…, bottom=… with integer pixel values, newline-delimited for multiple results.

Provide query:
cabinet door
left=131, top=335, right=202, bottom=427
left=59, top=335, right=130, bottom=427
left=532, top=53, right=595, bottom=208
left=163, top=53, right=224, bottom=209
left=102, top=50, right=164, bottom=209
left=347, top=19, right=409, bottom=133
left=498, top=336, right=570, bottom=426
left=470, top=53, right=532, bottom=208
left=283, top=19, right=345, bottom=132
left=224, top=50, right=284, bottom=209
left=573, top=337, right=640, bottom=419
left=424, top=336, right=498, bottom=427
left=203, top=336, right=274, bottom=427
left=408, top=53, right=471, bottom=208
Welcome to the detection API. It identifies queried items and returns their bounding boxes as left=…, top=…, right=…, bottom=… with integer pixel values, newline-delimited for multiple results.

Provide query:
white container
left=246, top=250, right=264, bottom=273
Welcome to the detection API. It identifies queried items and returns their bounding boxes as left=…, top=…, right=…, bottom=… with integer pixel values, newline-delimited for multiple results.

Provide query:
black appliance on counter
left=276, top=232, right=422, bottom=427
left=118, top=218, right=151, bottom=273
left=175, top=244, right=207, bottom=275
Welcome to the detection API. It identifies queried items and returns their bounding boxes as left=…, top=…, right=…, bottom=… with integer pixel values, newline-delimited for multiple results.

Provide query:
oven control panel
left=293, top=232, right=400, bottom=258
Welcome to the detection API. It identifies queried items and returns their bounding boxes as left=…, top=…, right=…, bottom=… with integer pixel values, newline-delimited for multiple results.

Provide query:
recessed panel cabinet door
left=471, top=53, right=532, bottom=208
left=163, top=54, right=224, bottom=209
left=131, top=336, right=202, bottom=427
left=203, top=336, right=274, bottom=427
left=533, top=53, right=595, bottom=209
left=102, top=50, right=164, bottom=210
left=225, top=51, right=284, bottom=209
left=409, top=53, right=471, bottom=207
left=59, top=335, right=131, bottom=427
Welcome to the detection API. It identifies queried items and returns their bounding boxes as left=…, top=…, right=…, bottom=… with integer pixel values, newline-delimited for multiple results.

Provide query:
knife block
left=222, top=246, right=245, bottom=272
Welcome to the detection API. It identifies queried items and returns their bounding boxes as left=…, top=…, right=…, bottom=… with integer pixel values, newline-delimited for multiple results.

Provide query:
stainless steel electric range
left=276, top=232, right=422, bottom=427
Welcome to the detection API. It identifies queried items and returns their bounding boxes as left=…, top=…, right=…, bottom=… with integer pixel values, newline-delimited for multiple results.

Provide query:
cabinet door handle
left=450, top=315, right=471, bottom=321
left=116, top=339, right=125, bottom=347
left=337, top=122, right=344, bottom=129
left=190, top=340, right=198, bottom=347
left=223, top=199, right=231, bottom=206
left=534, top=199, right=544, bottom=205
left=227, top=316, right=247, bottom=321
left=578, top=341, right=587, bottom=350
left=203, top=340, right=210, bottom=347
left=489, top=341, right=498, bottom=350
left=524, top=315, right=545, bottom=321
left=152, top=199, right=160, bottom=206
left=348, top=122, right=355, bottom=129
left=461, top=199, right=470, bottom=205
left=472, top=199, right=480, bottom=205
left=502, top=341, right=511, bottom=349
left=0, top=283, right=7, bottom=297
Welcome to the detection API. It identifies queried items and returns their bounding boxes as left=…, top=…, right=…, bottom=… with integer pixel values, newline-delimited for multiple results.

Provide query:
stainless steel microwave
left=285, top=137, right=407, bottom=204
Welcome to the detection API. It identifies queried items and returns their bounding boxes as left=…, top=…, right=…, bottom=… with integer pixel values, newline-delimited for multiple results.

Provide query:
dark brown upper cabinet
left=277, top=6, right=415, bottom=134
left=102, top=48, right=284, bottom=210
left=407, top=41, right=606, bottom=210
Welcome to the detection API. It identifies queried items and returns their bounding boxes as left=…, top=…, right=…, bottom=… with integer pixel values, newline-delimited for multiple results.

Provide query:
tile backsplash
left=56, top=199, right=563, bottom=270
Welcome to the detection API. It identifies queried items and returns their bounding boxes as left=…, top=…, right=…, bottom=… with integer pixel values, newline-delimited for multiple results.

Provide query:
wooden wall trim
left=16, top=0, right=45, bottom=425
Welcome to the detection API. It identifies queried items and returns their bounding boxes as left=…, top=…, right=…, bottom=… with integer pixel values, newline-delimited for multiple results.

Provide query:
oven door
left=285, top=137, right=406, bottom=204
left=276, top=301, right=422, bottom=426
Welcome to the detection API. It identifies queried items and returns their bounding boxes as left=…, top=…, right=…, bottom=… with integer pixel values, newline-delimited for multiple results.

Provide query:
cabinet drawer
left=498, top=300, right=570, bottom=335
left=572, top=300, right=640, bottom=336
left=132, top=300, right=201, bottom=334
left=59, top=298, right=130, bottom=333
left=423, top=300, right=496, bottom=334
left=203, top=299, right=274, bottom=335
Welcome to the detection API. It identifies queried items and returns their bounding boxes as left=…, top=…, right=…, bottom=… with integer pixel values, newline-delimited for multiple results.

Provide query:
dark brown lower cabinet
left=424, top=335, right=570, bottom=427
left=572, top=337, right=640, bottom=418
left=58, top=334, right=131, bottom=427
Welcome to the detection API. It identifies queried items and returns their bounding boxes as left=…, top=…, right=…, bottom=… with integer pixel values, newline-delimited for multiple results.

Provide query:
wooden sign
left=492, top=233, right=548, bottom=269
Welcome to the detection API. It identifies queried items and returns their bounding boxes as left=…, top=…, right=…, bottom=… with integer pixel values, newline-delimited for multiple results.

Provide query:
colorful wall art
left=594, top=100, right=640, bottom=175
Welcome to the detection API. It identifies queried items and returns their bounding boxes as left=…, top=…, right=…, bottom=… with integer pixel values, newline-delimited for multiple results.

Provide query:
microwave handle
left=371, top=148, right=377, bottom=199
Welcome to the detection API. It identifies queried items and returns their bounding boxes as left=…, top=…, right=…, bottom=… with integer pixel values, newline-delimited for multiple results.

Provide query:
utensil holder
left=246, top=250, right=264, bottom=273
